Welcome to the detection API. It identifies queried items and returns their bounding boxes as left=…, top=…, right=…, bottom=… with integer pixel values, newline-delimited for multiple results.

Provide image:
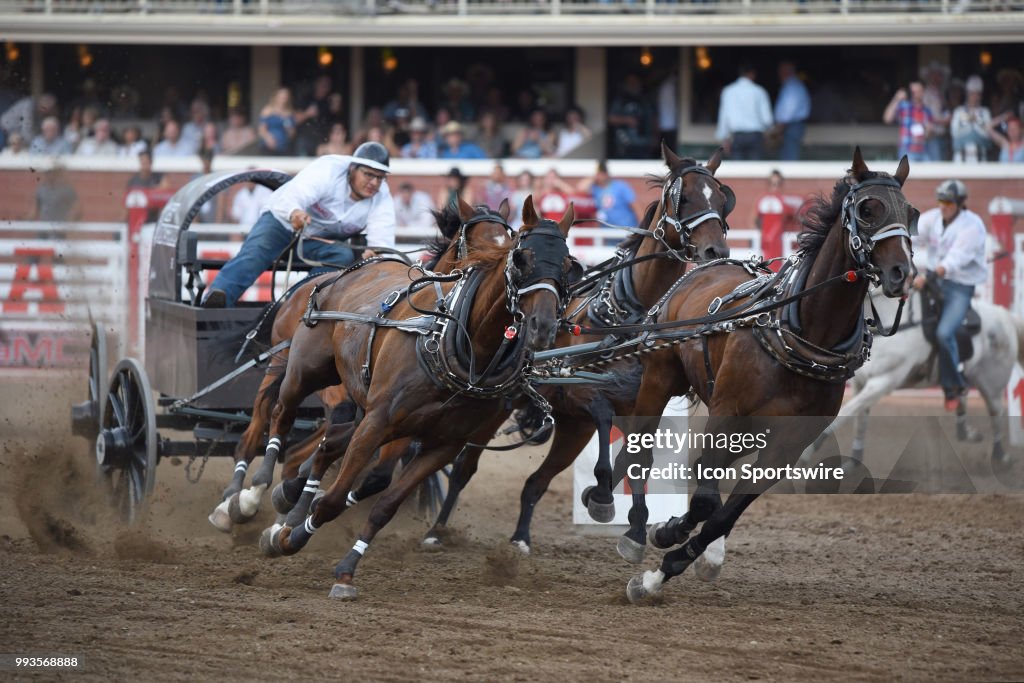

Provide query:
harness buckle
left=504, top=325, right=518, bottom=340
left=381, top=290, right=402, bottom=312
left=708, top=297, right=723, bottom=315
left=850, top=234, right=863, bottom=252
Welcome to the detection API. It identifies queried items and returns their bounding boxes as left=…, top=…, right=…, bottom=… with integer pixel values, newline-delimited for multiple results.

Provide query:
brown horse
left=420, top=145, right=734, bottom=556
left=622, top=150, right=915, bottom=603
left=257, top=197, right=577, bottom=599
left=208, top=201, right=514, bottom=531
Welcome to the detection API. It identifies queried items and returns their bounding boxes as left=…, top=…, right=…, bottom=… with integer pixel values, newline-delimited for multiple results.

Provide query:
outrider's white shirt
left=915, top=206, right=988, bottom=287
left=264, top=155, right=396, bottom=248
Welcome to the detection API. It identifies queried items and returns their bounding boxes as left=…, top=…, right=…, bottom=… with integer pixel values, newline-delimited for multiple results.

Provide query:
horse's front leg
left=581, top=401, right=616, bottom=523
left=422, top=444, right=483, bottom=549
left=329, top=442, right=463, bottom=600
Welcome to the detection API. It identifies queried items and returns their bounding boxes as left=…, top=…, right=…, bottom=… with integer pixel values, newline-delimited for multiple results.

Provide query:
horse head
left=659, top=141, right=732, bottom=262
left=508, top=195, right=575, bottom=351
left=844, top=147, right=915, bottom=298
left=425, top=198, right=514, bottom=270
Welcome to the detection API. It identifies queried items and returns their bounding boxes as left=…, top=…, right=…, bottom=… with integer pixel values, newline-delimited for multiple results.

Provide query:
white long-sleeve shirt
left=265, top=154, right=396, bottom=248
left=715, top=76, right=774, bottom=141
left=915, top=206, right=988, bottom=287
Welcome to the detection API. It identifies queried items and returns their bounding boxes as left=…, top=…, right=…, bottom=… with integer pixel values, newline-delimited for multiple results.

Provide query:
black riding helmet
left=351, top=141, right=391, bottom=174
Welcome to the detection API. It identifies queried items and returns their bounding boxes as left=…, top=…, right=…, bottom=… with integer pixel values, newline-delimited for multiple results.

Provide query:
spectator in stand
left=192, top=150, right=219, bottom=223
left=181, top=98, right=210, bottom=154
left=383, top=79, right=429, bottom=125
left=716, top=64, right=773, bottom=161
left=773, top=61, right=811, bottom=161
left=220, top=109, right=257, bottom=155
left=480, top=162, right=512, bottom=210
left=921, top=62, right=952, bottom=161
left=509, top=170, right=535, bottom=230
left=555, top=105, right=593, bottom=158
left=1, top=92, right=58, bottom=145
left=883, top=81, right=934, bottom=162
left=441, top=78, right=475, bottom=123
left=480, top=86, right=510, bottom=125
left=295, top=75, right=338, bottom=157
left=200, top=121, right=221, bottom=156
left=476, top=111, right=508, bottom=159
left=258, top=87, right=297, bottom=156
left=578, top=159, right=637, bottom=229
left=118, top=125, right=148, bottom=158
left=950, top=75, right=992, bottom=163
left=30, top=165, right=79, bottom=222
left=153, top=120, right=194, bottom=158
left=438, top=121, right=487, bottom=159
left=230, top=174, right=274, bottom=229
left=990, top=68, right=1024, bottom=119
left=435, top=167, right=475, bottom=209
left=0, top=132, right=26, bottom=156
left=362, top=125, right=401, bottom=159
left=988, top=113, right=1024, bottom=163
left=317, top=122, right=354, bottom=157
left=609, top=73, right=656, bottom=159
left=75, top=118, right=119, bottom=156
left=394, top=181, right=436, bottom=232
left=400, top=117, right=437, bottom=159
left=536, top=169, right=575, bottom=221
left=127, top=149, right=165, bottom=189
left=30, top=116, right=71, bottom=156
left=512, top=108, right=555, bottom=159
left=656, top=71, right=678, bottom=154
left=354, top=107, right=386, bottom=147
left=64, top=105, right=100, bottom=152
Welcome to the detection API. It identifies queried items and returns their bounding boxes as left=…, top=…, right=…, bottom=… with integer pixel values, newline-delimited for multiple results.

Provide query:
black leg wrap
left=660, top=538, right=704, bottom=580
left=284, top=490, right=316, bottom=528
left=282, top=477, right=305, bottom=504
left=690, top=487, right=721, bottom=521
left=624, top=494, right=649, bottom=545
left=334, top=549, right=363, bottom=580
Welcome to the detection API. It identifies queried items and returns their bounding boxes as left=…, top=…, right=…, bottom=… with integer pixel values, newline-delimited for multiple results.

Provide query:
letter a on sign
left=3, top=248, right=64, bottom=314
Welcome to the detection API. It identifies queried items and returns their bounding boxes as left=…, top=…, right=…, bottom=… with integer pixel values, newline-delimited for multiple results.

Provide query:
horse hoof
left=271, top=483, right=294, bottom=515
left=695, top=537, right=726, bottom=582
left=582, top=486, right=615, bottom=523
left=208, top=500, right=233, bottom=533
left=626, top=575, right=656, bottom=605
left=420, top=536, right=443, bottom=551
left=510, top=539, right=531, bottom=555
left=647, top=522, right=672, bottom=549
left=259, top=524, right=284, bottom=558
left=616, top=535, right=646, bottom=564
left=228, top=492, right=257, bottom=525
left=328, top=583, right=358, bottom=600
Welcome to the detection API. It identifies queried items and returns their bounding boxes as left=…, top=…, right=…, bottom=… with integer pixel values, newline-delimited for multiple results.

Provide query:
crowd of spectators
left=1, top=63, right=1022, bottom=164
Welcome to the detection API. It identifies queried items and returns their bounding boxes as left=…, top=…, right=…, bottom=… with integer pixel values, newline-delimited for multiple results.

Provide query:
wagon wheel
left=95, top=358, right=158, bottom=524
left=70, top=320, right=107, bottom=441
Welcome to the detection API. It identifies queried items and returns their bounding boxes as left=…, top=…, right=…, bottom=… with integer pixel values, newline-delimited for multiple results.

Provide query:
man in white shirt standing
left=202, top=141, right=396, bottom=307
left=394, top=181, right=436, bottom=232
left=715, top=64, right=774, bottom=161
left=230, top=176, right=274, bottom=229
left=912, top=179, right=988, bottom=412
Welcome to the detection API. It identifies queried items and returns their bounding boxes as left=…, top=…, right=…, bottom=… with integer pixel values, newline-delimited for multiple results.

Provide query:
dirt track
left=1, top=376, right=1023, bottom=681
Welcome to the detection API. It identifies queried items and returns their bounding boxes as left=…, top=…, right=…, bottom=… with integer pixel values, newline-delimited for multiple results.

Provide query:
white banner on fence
left=0, top=222, right=127, bottom=370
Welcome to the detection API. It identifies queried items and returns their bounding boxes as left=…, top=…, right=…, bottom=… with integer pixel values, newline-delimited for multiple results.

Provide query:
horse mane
left=798, top=169, right=888, bottom=256
left=424, top=203, right=505, bottom=270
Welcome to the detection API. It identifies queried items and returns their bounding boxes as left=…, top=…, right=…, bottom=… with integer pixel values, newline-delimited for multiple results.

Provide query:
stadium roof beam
left=1, top=14, right=1022, bottom=46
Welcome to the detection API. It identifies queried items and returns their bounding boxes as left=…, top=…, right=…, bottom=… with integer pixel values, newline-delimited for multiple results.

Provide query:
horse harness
left=301, top=218, right=573, bottom=416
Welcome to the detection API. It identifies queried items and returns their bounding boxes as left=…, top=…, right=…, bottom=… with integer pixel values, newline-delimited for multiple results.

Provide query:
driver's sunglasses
left=360, top=168, right=387, bottom=183
left=937, top=199, right=955, bottom=206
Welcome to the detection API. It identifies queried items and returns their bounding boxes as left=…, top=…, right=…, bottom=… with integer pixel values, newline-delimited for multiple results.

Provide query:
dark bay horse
left=420, top=145, right=736, bottom=557
left=258, top=197, right=578, bottom=599
left=622, top=150, right=915, bottom=603
left=208, top=201, right=514, bottom=531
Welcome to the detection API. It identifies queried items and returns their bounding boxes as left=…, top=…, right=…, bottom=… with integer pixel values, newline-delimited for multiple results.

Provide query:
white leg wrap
left=302, top=479, right=321, bottom=495
left=303, top=516, right=319, bottom=535
left=234, top=461, right=248, bottom=473
left=238, top=484, right=267, bottom=516
left=346, top=491, right=358, bottom=508
left=267, top=437, right=282, bottom=453
left=353, top=539, right=369, bottom=556
left=695, top=537, right=726, bottom=583
left=642, top=569, right=665, bottom=594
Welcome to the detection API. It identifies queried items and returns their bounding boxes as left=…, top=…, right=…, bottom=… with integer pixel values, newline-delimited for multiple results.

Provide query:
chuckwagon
left=69, top=169, right=366, bottom=523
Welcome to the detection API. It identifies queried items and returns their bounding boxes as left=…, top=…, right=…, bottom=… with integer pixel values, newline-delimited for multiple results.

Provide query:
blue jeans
left=779, top=121, right=805, bottom=161
left=935, top=279, right=975, bottom=397
left=208, top=211, right=355, bottom=306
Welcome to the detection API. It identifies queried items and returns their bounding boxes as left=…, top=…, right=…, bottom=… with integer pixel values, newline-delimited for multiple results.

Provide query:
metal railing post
left=458, top=0, right=467, bottom=16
